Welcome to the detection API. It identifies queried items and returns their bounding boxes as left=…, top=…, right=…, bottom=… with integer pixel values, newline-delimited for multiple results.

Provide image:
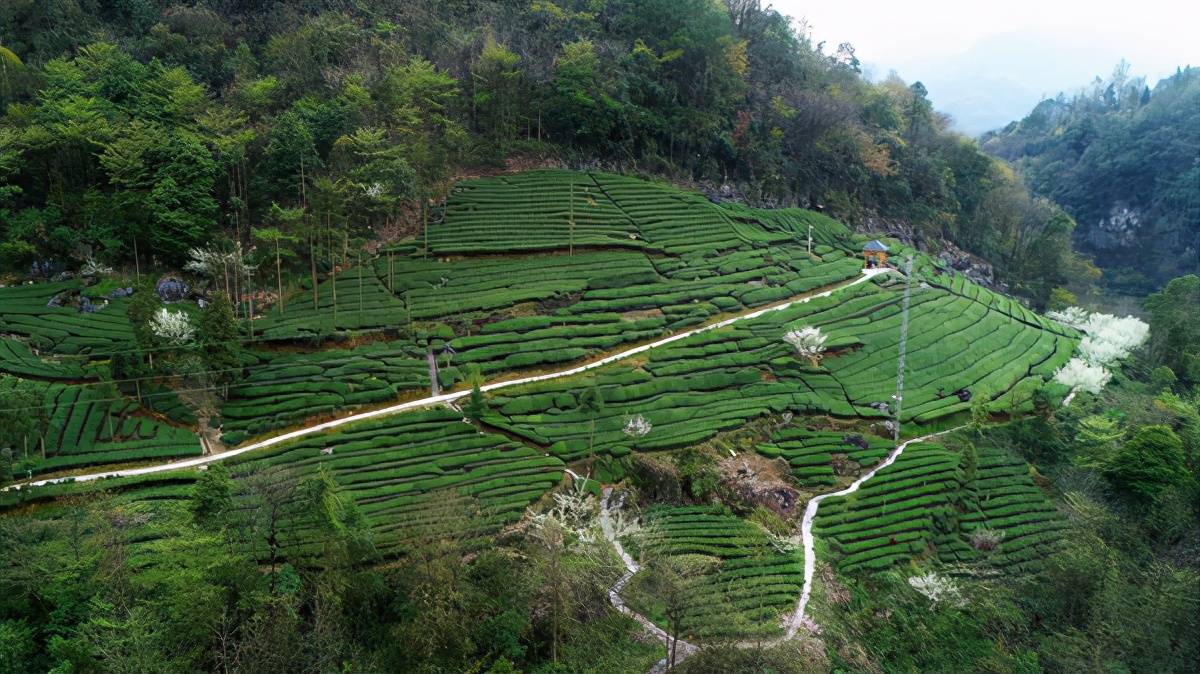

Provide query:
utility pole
left=807, top=223, right=813, bottom=256
left=890, top=255, right=914, bottom=442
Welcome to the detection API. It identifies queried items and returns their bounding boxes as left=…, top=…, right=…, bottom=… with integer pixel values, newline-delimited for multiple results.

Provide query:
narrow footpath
left=5, top=267, right=895, bottom=491
left=590, top=428, right=965, bottom=670
left=595, top=389, right=1082, bottom=670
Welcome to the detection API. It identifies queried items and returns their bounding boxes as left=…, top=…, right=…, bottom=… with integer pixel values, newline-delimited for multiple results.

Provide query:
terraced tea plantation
left=0, top=281, right=135, bottom=355
left=219, top=343, right=428, bottom=444
left=487, top=272, right=1076, bottom=462
left=223, top=407, right=565, bottom=556
left=0, top=169, right=1080, bottom=649
left=757, top=427, right=894, bottom=487
left=0, top=337, right=90, bottom=380
left=815, top=443, right=1066, bottom=574
left=623, top=505, right=804, bottom=639
left=815, top=443, right=965, bottom=573
left=253, top=266, right=409, bottom=340
left=0, top=377, right=201, bottom=476
left=935, top=446, right=1067, bottom=572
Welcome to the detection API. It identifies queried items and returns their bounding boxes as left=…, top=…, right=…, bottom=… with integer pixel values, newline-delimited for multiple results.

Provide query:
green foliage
left=1103, top=425, right=1190, bottom=504
left=466, top=383, right=487, bottom=422
left=827, top=571, right=1038, bottom=674
left=1144, top=275, right=1200, bottom=386
left=190, top=463, right=233, bottom=529
left=196, top=292, right=242, bottom=392
left=983, top=66, right=1200, bottom=290
left=0, top=376, right=43, bottom=457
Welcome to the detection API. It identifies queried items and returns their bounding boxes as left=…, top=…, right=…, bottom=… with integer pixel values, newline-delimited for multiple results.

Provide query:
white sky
left=771, top=0, right=1200, bottom=132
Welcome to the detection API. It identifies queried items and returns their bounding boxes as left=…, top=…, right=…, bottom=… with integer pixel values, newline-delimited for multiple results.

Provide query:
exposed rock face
left=155, top=276, right=189, bottom=302
left=856, top=218, right=1004, bottom=292
left=1089, top=203, right=1142, bottom=250
left=717, top=453, right=801, bottom=518
left=935, top=240, right=997, bottom=289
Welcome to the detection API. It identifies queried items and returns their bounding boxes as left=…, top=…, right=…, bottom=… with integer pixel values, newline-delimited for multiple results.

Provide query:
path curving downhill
left=784, top=428, right=959, bottom=638
left=5, top=267, right=895, bottom=492
left=590, top=428, right=959, bottom=671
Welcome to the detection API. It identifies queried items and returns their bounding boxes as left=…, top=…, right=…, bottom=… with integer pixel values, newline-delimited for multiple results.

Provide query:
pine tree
left=465, top=383, right=487, bottom=421
left=196, top=292, right=242, bottom=397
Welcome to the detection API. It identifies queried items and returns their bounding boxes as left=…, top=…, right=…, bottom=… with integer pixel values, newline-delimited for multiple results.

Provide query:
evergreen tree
left=195, top=292, right=242, bottom=396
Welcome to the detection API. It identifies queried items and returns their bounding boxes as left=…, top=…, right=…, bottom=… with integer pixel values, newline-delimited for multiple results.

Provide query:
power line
left=0, top=384, right=227, bottom=416
left=15, top=313, right=412, bottom=361
left=891, top=255, right=914, bottom=442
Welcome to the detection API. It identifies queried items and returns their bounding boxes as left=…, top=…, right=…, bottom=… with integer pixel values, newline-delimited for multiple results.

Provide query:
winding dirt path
left=5, top=267, right=895, bottom=492
left=595, top=390, right=1083, bottom=668
left=590, top=428, right=957, bottom=670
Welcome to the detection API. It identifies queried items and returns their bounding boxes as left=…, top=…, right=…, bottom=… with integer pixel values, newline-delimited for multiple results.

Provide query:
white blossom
left=908, top=572, right=966, bottom=607
left=1049, top=308, right=1148, bottom=395
left=1050, top=310, right=1148, bottom=364
left=150, top=307, right=194, bottom=345
left=622, top=414, right=652, bottom=438
left=784, top=326, right=828, bottom=365
left=1054, top=357, right=1111, bottom=394
left=184, top=243, right=255, bottom=281
left=528, top=477, right=598, bottom=543
left=79, top=257, right=112, bottom=277
left=1046, top=306, right=1090, bottom=330
left=969, top=528, right=1005, bottom=552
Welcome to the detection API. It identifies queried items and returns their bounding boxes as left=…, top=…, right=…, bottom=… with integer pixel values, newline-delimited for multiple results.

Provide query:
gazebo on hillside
left=862, top=240, right=889, bottom=268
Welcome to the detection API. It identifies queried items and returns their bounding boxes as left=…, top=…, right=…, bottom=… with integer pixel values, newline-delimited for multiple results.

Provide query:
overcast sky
left=772, top=0, right=1200, bottom=134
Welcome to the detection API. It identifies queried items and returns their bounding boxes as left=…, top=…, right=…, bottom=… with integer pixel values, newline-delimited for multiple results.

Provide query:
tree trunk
left=405, top=289, right=412, bottom=334
left=330, top=241, right=338, bottom=325
left=247, top=269, right=255, bottom=339
left=299, top=155, right=306, bottom=208
left=422, top=197, right=429, bottom=259
left=275, top=238, right=283, bottom=315
left=309, top=233, right=319, bottom=310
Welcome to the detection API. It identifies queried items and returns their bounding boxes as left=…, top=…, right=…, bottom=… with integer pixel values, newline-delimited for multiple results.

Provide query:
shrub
left=969, top=528, right=1005, bottom=552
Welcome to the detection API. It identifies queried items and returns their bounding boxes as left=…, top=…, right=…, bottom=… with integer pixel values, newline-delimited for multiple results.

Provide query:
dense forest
left=982, top=64, right=1199, bottom=294
left=1, top=0, right=1082, bottom=307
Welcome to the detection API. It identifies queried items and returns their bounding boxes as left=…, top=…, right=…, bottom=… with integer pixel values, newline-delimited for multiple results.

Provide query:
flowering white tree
left=184, top=243, right=255, bottom=298
left=1054, top=357, right=1112, bottom=394
left=908, top=572, right=965, bottom=608
left=1051, top=309, right=1152, bottom=395
left=1046, top=306, right=1090, bottom=331
left=1050, top=308, right=1148, bottom=396
left=150, top=307, right=194, bottom=345
left=784, top=326, right=827, bottom=366
left=623, top=414, right=652, bottom=438
left=1049, top=309, right=1149, bottom=362
left=79, top=256, right=112, bottom=277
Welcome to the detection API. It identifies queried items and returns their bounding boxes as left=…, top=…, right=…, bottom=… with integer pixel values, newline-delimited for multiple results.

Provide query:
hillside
left=0, top=0, right=1081, bottom=308
left=982, top=65, right=1200, bottom=293
left=0, top=3, right=1197, bottom=673
left=0, top=169, right=1114, bottom=671
left=0, top=170, right=1077, bottom=481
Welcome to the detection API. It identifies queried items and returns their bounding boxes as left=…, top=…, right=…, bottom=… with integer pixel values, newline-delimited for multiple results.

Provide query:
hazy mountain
left=876, top=31, right=1186, bottom=135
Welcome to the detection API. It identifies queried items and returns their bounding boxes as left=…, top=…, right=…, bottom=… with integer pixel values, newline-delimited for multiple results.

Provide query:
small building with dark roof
left=862, top=240, right=889, bottom=268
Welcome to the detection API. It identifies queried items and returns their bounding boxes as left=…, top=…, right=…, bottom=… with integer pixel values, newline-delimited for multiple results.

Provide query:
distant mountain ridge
left=981, top=66, right=1200, bottom=293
